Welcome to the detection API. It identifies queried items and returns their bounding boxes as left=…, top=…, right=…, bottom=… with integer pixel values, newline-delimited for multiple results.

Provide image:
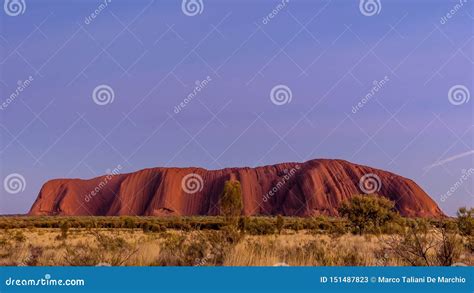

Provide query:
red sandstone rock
left=28, top=159, right=444, bottom=217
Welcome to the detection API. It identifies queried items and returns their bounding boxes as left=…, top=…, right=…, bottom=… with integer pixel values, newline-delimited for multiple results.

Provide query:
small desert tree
left=384, top=220, right=463, bottom=266
left=457, top=207, right=474, bottom=254
left=59, top=221, right=70, bottom=240
left=276, top=215, right=284, bottom=234
left=457, top=207, right=473, bottom=236
left=338, top=194, right=398, bottom=235
left=219, top=180, right=243, bottom=222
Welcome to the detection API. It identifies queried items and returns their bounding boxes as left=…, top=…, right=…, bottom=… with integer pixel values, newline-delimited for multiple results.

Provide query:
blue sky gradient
left=0, top=0, right=473, bottom=215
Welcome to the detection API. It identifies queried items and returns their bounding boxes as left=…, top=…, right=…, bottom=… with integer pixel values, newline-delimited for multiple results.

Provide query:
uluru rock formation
left=29, top=159, right=444, bottom=217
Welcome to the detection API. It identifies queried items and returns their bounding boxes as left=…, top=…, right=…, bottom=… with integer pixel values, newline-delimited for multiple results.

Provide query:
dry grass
left=225, top=234, right=382, bottom=266
left=0, top=228, right=472, bottom=266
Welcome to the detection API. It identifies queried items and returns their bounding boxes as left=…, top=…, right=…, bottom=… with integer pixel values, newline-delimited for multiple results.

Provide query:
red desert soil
left=29, top=159, right=444, bottom=217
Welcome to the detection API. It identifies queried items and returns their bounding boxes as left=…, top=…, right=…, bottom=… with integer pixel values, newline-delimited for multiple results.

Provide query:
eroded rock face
left=29, top=159, right=444, bottom=217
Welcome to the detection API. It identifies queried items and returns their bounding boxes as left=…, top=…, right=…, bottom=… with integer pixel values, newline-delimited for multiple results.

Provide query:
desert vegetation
left=0, top=196, right=472, bottom=267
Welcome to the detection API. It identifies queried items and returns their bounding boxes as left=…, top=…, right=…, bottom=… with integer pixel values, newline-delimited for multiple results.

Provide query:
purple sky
left=0, top=0, right=473, bottom=216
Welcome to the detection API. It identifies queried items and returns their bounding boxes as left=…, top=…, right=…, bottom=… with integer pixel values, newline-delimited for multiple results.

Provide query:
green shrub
left=156, top=228, right=241, bottom=266
left=338, top=194, right=399, bottom=234
left=384, top=220, right=463, bottom=266
left=457, top=207, right=473, bottom=236
left=238, top=216, right=249, bottom=233
left=149, top=224, right=165, bottom=233
left=219, top=180, right=243, bottom=220
left=244, top=218, right=275, bottom=235
left=142, top=222, right=150, bottom=233
left=122, top=217, right=136, bottom=229
left=436, top=222, right=463, bottom=266
left=63, top=231, right=138, bottom=266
